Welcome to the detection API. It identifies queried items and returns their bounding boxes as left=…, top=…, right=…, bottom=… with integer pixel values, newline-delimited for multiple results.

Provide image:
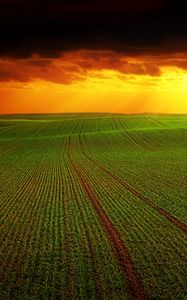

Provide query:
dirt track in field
left=66, top=162, right=104, bottom=299
left=80, top=139, right=187, bottom=235
left=68, top=138, right=147, bottom=300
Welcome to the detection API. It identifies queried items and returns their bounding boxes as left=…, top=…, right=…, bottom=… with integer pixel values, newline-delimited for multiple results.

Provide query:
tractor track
left=67, top=134, right=147, bottom=300
left=79, top=131, right=187, bottom=235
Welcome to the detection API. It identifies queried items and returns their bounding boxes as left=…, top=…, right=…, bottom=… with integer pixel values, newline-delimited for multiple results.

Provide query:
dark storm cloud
left=0, top=51, right=162, bottom=84
left=0, top=0, right=187, bottom=58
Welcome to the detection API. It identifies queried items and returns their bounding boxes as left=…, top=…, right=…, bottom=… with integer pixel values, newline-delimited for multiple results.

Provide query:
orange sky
left=0, top=50, right=187, bottom=114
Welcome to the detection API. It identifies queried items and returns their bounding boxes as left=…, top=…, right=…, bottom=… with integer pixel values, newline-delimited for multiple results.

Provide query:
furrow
left=80, top=135, right=187, bottom=234
left=67, top=137, right=147, bottom=300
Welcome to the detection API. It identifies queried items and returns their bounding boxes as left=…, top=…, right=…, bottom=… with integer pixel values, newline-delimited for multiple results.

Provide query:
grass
left=0, top=113, right=187, bottom=299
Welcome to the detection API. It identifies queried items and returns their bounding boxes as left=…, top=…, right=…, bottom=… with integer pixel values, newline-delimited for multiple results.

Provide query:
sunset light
left=1, top=1, right=187, bottom=299
left=1, top=51, right=187, bottom=114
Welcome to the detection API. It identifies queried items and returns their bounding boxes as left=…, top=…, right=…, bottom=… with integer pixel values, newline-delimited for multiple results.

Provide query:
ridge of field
left=0, top=113, right=187, bottom=299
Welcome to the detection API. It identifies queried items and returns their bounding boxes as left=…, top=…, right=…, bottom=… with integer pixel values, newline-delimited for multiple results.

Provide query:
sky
left=0, top=0, right=187, bottom=114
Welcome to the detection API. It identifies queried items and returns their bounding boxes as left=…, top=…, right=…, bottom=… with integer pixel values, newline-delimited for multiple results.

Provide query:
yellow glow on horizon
left=0, top=60, right=187, bottom=114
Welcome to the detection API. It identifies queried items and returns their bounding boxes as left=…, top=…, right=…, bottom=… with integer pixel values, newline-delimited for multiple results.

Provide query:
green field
left=0, top=113, right=187, bottom=299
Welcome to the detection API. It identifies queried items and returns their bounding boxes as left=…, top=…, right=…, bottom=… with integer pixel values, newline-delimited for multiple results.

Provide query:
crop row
left=1, top=114, right=187, bottom=299
left=66, top=117, right=187, bottom=299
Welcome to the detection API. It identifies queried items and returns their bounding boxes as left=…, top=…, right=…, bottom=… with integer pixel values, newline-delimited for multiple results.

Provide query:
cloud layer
left=0, top=51, right=187, bottom=85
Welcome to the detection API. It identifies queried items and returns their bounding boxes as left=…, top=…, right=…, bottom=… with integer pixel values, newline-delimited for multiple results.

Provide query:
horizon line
left=0, top=112, right=187, bottom=116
